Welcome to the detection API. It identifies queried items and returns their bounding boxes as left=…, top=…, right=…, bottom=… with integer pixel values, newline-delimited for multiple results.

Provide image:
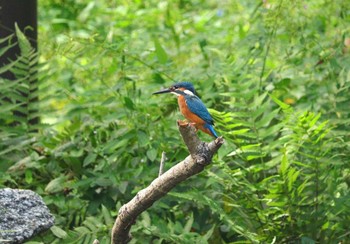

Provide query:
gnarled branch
left=111, top=123, right=224, bottom=244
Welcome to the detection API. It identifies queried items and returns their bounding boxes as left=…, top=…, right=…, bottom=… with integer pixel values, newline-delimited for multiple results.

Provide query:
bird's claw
left=177, top=120, right=189, bottom=127
left=177, top=120, right=198, bottom=131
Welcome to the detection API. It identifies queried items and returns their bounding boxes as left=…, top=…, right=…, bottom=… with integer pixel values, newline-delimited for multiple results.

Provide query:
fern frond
left=0, top=24, right=45, bottom=163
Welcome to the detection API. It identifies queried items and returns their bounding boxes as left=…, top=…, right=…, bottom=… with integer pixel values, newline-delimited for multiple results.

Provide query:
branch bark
left=111, top=123, right=224, bottom=244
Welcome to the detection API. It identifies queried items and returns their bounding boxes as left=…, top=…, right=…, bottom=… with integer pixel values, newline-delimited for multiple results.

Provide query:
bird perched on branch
left=153, top=82, right=218, bottom=138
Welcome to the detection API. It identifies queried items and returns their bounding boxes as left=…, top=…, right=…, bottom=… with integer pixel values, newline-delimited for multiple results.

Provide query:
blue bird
left=153, top=82, right=218, bottom=138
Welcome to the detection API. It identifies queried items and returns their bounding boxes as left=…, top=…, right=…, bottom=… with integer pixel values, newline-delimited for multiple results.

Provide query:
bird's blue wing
left=185, top=95, right=214, bottom=125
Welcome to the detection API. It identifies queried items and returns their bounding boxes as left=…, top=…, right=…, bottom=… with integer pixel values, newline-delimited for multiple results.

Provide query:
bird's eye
left=173, top=86, right=178, bottom=89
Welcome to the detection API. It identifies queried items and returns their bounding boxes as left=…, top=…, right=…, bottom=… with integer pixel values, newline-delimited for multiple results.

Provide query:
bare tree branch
left=111, top=123, right=224, bottom=244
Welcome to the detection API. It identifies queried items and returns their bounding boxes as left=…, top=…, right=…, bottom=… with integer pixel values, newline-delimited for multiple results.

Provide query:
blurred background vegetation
left=1, top=0, right=349, bottom=243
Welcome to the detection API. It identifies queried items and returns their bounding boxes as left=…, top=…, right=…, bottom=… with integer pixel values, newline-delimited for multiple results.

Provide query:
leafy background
left=1, top=0, right=349, bottom=243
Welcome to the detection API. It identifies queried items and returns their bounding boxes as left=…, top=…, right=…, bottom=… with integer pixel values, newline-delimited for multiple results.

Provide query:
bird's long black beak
left=152, top=88, right=172, bottom=95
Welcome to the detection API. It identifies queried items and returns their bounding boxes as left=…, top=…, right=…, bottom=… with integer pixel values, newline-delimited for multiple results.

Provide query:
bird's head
left=152, top=82, right=196, bottom=96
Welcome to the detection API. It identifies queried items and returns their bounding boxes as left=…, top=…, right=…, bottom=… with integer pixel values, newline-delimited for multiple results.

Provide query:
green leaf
left=280, top=152, right=289, bottom=176
left=51, top=225, right=68, bottom=239
left=137, top=131, right=149, bottom=147
left=0, top=33, right=14, bottom=45
left=140, top=211, right=151, bottom=227
left=124, top=96, right=135, bottom=110
left=95, top=178, right=112, bottom=187
left=308, top=112, right=321, bottom=128
left=103, top=139, right=128, bottom=153
left=45, top=176, right=67, bottom=193
left=25, top=169, right=33, bottom=184
left=74, top=226, right=91, bottom=235
left=83, top=153, right=97, bottom=167
left=287, top=167, right=299, bottom=191
left=0, top=41, right=16, bottom=57
left=227, top=128, right=250, bottom=135
left=15, top=23, right=32, bottom=55
left=203, top=225, right=215, bottom=240
left=270, top=93, right=290, bottom=110
left=184, top=212, right=194, bottom=233
left=154, top=38, right=168, bottom=64
left=146, top=148, right=157, bottom=161
left=102, top=96, right=116, bottom=105
left=0, top=57, right=20, bottom=74
left=101, top=204, right=114, bottom=226
left=118, top=181, right=128, bottom=194
left=301, top=236, right=316, bottom=244
left=255, top=108, right=280, bottom=128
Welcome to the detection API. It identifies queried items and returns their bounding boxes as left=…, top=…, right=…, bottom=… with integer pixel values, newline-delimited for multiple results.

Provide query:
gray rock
left=0, top=188, right=55, bottom=243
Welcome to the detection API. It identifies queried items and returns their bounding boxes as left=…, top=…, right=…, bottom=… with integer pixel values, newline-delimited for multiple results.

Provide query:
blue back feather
left=184, top=94, right=214, bottom=125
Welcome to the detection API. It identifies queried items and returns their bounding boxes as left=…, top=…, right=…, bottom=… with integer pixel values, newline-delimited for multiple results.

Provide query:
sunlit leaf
left=146, top=148, right=157, bottom=161
left=154, top=38, right=168, bottom=64
left=45, top=176, right=67, bottom=193
left=51, top=226, right=68, bottom=239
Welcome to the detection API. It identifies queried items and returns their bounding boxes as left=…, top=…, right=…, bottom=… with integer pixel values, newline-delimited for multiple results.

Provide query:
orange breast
left=177, top=96, right=205, bottom=125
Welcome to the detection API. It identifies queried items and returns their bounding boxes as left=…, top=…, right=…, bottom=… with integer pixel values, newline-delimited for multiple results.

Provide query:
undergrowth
left=0, top=0, right=349, bottom=243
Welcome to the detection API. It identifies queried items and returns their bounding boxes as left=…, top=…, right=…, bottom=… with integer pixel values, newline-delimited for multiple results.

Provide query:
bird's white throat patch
left=171, top=91, right=180, bottom=96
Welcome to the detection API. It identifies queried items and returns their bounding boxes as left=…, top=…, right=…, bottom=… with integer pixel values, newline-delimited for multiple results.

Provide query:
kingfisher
left=153, top=82, right=218, bottom=138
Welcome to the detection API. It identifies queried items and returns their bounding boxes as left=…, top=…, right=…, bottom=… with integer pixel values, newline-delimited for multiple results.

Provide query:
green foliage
left=1, top=0, right=349, bottom=243
left=0, top=24, right=39, bottom=130
left=0, top=24, right=44, bottom=174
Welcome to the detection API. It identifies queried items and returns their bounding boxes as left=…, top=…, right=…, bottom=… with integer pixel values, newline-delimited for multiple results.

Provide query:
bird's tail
left=204, top=124, right=219, bottom=138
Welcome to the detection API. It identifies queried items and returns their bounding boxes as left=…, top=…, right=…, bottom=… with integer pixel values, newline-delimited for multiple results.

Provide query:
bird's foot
left=177, top=120, right=190, bottom=127
left=177, top=120, right=198, bottom=131
left=189, top=122, right=198, bottom=131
